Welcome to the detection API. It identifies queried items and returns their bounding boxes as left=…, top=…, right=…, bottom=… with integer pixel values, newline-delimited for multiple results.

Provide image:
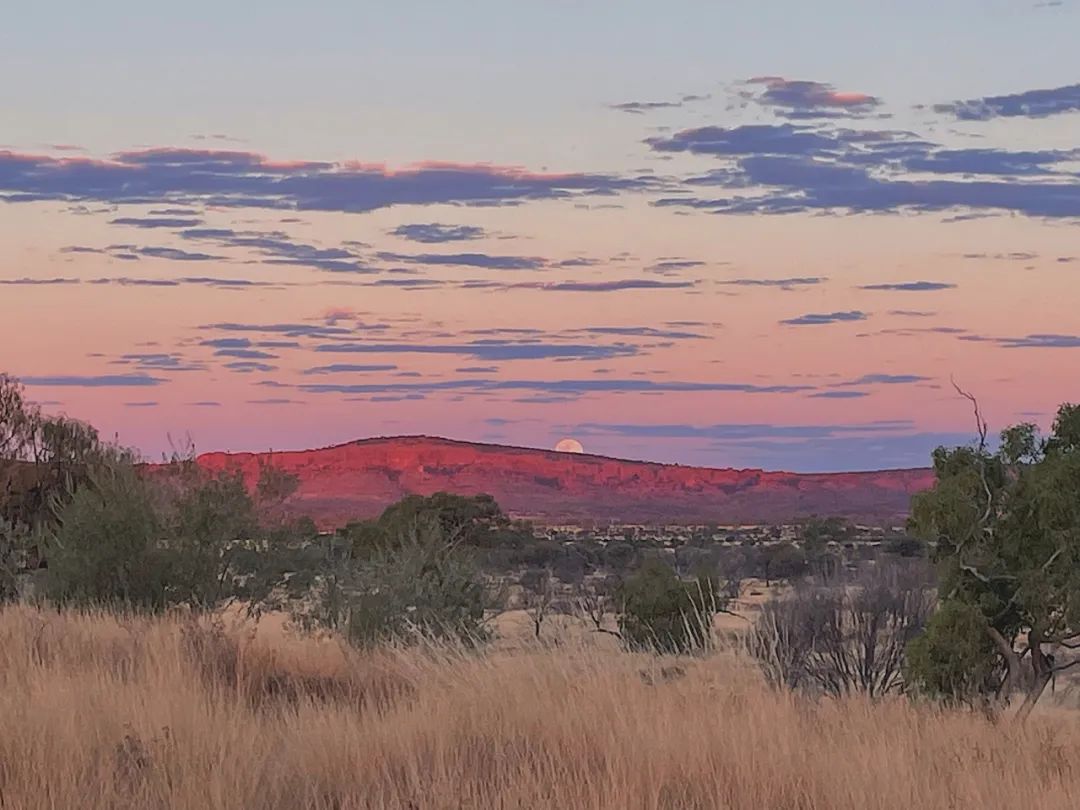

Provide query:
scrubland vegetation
left=7, top=605, right=1080, bottom=810
left=3, top=371, right=1080, bottom=808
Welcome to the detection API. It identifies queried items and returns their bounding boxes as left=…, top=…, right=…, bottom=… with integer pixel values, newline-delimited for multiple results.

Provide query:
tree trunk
left=986, top=626, right=1021, bottom=707
left=1016, top=629, right=1053, bottom=721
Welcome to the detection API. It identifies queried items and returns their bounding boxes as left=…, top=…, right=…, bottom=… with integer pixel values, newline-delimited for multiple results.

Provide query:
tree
left=798, top=516, right=851, bottom=579
left=1, top=374, right=135, bottom=598
left=45, top=456, right=298, bottom=612
left=616, top=559, right=723, bottom=654
left=520, top=566, right=555, bottom=639
left=45, top=462, right=173, bottom=610
left=907, top=395, right=1080, bottom=717
left=761, top=542, right=807, bottom=586
left=296, top=497, right=497, bottom=647
left=575, top=576, right=621, bottom=638
left=376, top=492, right=509, bottom=547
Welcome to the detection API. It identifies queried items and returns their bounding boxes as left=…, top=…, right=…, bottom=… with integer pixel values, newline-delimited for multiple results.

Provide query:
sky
left=2, top=0, right=1079, bottom=472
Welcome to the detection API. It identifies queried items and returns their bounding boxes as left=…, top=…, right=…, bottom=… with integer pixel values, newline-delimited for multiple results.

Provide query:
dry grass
left=1, top=604, right=1078, bottom=809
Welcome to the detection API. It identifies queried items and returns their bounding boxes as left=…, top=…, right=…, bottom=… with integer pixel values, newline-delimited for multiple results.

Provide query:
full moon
left=554, top=437, right=584, bottom=454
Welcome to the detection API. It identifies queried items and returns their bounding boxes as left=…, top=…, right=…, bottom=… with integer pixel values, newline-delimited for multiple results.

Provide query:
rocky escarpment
left=194, top=435, right=935, bottom=527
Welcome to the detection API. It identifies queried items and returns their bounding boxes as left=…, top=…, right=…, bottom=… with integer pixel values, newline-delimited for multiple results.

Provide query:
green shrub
left=45, top=463, right=174, bottom=610
left=45, top=459, right=294, bottom=612
left=300, top=511, right=495, bottom=647
left=616, top=558, right=718, bottom=654
left=904, top=600, right=1000, bottom=705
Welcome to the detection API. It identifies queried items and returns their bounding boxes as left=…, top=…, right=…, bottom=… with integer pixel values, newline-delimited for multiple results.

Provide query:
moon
left=554, top=437, right=584, bottom=454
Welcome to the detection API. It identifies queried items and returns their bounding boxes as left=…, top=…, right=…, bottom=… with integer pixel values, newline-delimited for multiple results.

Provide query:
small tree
left=45, top=462, right=173, bottom=610
left=520, top=566, right=556, bottom=639
left=298, top=500, right=497, bottom=647
left=346, top=519, right=493, bottom=647
left=45, top=456, right=295, bottom=613
left=376, top=492, right=509, bottom=547
left=616, top=559, right=721, bottom=654
left=761, top=542, right=807, bottom=586
left=575, top=576, right=621, bottom=638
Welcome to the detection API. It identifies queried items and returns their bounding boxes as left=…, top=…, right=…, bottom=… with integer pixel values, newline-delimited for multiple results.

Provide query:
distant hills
left=195, top=436, right=935, bottom=527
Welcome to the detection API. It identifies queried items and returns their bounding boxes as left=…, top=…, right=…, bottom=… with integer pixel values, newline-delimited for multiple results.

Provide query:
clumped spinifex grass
left=1, top=605, right=1078, bottom=810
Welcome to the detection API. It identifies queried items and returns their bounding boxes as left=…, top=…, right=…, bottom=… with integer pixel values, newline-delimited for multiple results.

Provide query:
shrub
left=45, top=458, right=295, bottom=613
left=45, top=463, right=174, bottom=610
left=616, top=558, right=719, bottom=654
left=747, top=563, right=935, bottom=696
left=299, top=511, right=495, bottom=647
left=904, top=600, right=1001, bottom=706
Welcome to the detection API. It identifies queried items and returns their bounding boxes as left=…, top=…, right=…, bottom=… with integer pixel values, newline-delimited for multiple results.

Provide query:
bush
left=904, top=600, right=1001, bottom=706
left=45, top=459, right=294, bottom=612
left=45, top=463, right=174, bottom=610
left=300, top=511, right=495, bottom=647
left=747, top=563, right=935, bottom=696
left=616, top=559, right=719, bottom=654
left=752, top=542, right=808, bottom=585
left=348, top=536, right=491, bottom=647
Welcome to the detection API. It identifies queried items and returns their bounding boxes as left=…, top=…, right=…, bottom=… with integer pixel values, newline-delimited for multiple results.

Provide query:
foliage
left=760, top=542, right=808, bottom=585
left=747, top=563, right=935, bottom=697
left=45, top=462, right=173, bottom=610
left=883, top=534, right=926, bottom=558
left=1, top=374, right=131, bottom=529
left=45, top=455, right=299, bottom=613
left=298, top=507, right=494, bottom=647
left=908, top=399, right=1080, bottom=715
left=904, top=600, right=1001, bottom=706
left=376, top=492, right=509, bottom=546
left=616, top=558, right=721, bottom=653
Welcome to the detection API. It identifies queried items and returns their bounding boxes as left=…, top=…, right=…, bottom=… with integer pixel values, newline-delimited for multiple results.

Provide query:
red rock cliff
left=193, top=435, right=935, bottom=528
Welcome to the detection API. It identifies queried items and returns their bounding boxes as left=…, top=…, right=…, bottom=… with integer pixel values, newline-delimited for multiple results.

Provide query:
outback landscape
left=3, top=370, right=1080, bottom=808
left=4, top=3, right=1080, bottom=807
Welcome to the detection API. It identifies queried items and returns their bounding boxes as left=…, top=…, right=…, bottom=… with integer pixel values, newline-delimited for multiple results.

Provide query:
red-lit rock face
left=194, top=436, right=936, bottom=528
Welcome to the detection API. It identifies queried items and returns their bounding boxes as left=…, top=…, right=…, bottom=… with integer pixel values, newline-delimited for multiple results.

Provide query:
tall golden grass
left=1, top=604, right=1078, bottom=809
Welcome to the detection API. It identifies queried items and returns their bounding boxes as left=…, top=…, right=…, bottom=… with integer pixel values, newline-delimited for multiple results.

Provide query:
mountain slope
left=195, top=435, right=935, bottom=527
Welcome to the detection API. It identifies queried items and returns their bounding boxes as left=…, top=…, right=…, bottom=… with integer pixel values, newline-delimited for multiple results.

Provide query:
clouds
left=0, top=147, right=644, bottom=213
left=648, top=123, right=845, bottom=158
left=297, top=377, right=813, bottom=398
left=389, top=223, right=487, bottom=243
left=570, top=419, right=972, bottom=472
left=19, top=374, right=165, bottom=387
left=573, top=419, right=915, bottom=441
left=312, top=341, right=640, bottom=362
left=112, top=352, right=203, bottom=372
left=61, top=244, right=221, bottom=262
left=0, top=277, right=79, bottom=286
left=302, top=363, right=399, bottom=375
left=780, top=311, right=868, bottom=326
left=962, top=333, right=1080, bottom=349
left=491, top=279, right=695, bottom=293
left=933, top=83, right=1080, bottom=121
left=609, top=94, right=710, bottom=115
left=745, top=77, right=883, bottom=120
left=721, top=277, right=825, bottom=289
left=110, top=216, right=203, bottom=229
left=859, top=281, right=956, bottom=292
left=376, top=251, right=546, bottom=271
left=610, top=100, right=684, bottom=114
left=180, top=228, right=372, bottom=273
left=649, top=116, right=1080, bottom=219
left=838, top=373, right=930, bottom=386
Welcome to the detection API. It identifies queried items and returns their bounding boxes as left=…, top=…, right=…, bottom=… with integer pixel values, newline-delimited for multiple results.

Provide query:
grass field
left=2, top=604, right=1078, bottom=810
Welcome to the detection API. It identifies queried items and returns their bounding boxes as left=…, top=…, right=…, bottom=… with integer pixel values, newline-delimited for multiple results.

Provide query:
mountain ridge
left=194, top=435, right=935, bottom=527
